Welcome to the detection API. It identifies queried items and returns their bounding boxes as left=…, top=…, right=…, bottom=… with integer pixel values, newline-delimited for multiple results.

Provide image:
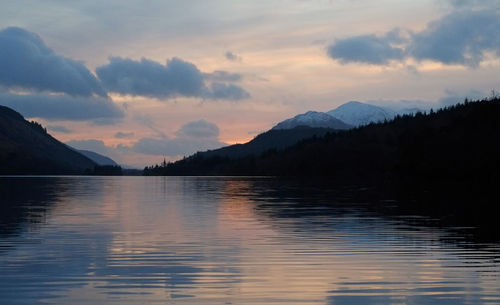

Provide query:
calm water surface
left=0, top=176, right=499, bottom=304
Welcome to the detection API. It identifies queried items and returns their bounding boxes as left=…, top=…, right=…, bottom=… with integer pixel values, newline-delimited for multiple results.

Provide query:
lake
left=1, top=176, right=499, bottom=304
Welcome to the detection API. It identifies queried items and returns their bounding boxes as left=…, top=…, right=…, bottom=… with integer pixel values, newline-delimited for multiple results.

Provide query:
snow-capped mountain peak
left=327, top=101, right=396, bottom=127
left=272, top=111, right=352, bottom=130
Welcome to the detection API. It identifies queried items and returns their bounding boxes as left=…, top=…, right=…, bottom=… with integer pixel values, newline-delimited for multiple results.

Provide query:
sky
left=1, top=0, right=499, bottom=167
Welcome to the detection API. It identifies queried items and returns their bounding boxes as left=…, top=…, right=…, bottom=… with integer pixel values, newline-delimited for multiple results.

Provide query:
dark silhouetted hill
left=144, top=98, right=500, bottom=184
left=0, top=105, right=96, bottom=174
left=192, top=126, right=341, bottom=160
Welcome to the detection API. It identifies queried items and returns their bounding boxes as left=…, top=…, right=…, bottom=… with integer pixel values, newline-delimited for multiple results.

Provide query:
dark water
left=0, top=176, right=499, bottom=305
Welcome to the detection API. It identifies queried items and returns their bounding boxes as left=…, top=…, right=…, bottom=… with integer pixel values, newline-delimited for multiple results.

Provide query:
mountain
left=77, top=149, right=118, bottom=166
left=196, top=126, right=339, bottom=160
left=327, top=101, right=396, bottom=127
left=144, top=97, right=500, bottom=182
left=0, top=105, right=96, bottom=174
left=144, top=126, right=342, bottom=174
left=272, top=111, right=352, bottom=130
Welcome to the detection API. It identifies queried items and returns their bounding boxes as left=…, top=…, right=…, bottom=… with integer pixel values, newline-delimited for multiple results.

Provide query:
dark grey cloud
left=0, top=91, right=124, bottom=121
left=47, top=125, right=72, bottom=134
left=96, top=57, right=250, bottom=100
left=408, top=10, right=500, bottom=67
left=327, top=31, right=405, bottom=65
left=96, top=57, right=205, bottom=98
left=132, top=120, right=226, bottom=156
left=327, top=9, right=500, bottom=67
left=208, top=82, right=251, bottom=100
left=114, top=131, right=135, bottom=139
left=225, top=51, right=241, bottom=61
left=0, top=27, right=106, bottom=96
left=448, top=0, right=500, bottom=9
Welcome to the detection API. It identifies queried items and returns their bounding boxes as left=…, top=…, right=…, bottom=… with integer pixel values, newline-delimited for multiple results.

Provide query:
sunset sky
left=1, top=0, right=499, bottom=167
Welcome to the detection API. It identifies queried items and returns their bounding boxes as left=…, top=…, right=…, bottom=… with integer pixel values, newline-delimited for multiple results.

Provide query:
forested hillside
left=145, top=98, right=500, bottom=188
left=0, top=105, right=96, bottom=174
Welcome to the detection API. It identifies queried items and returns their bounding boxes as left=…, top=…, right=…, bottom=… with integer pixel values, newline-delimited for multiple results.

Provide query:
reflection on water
left=0, top=176, right=499, bottom=305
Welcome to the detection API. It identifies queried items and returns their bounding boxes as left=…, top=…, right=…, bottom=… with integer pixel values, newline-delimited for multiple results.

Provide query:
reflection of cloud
left=328, top=292, right=478, bottom=305
left=328, top=9, right=500, bottom=67
left=1, top=177, right=498, bottom=304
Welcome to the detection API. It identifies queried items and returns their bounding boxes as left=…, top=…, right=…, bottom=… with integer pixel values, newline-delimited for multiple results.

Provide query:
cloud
left=174, top=120, right=219, bottom=138
left=132, top=120, right=226, bottom=156
left=96, top=57, right=205, bottom=98
left=204, top=71, right=242, bottom=82
left=207, top=82, right=251, bottom=100
left=368, top=89, right=487, bottom=110
left=0, top=27, right=124, bottom=122
left=327, top=9, right=500, bottom=67
left=448, top=0, right=500, bottom=9
left=0, top=91, right=124, bottom=121
left=114, top=131, right=135, bottom=139
left=225, top=51, right=241, bottom=61
left=47, top=125, right=72, bottom=134
left=437, top=89, right=484, bottom=106
left=96, top=56, right=250, bottom=100
left=327, top=31, right=405, bottom=65
left=408, top=10, right=500, bottom=67
left=0, top=27, right=106, bottom=97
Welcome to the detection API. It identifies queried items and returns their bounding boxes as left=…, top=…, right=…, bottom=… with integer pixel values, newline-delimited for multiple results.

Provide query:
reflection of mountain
left=0, top=177, right=64, bottom=238
left=0, top=105, right=96, bottom=174
left=0, top=177, right=230, bottom=303
left=214, top=177, right=500, bottom=305
left=239, top=178, right=500, bottom=243
left=1, top=176, right=499, bottom=304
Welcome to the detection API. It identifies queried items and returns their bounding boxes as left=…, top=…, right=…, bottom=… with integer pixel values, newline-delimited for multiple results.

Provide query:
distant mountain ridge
left=272, top=101, right=418, bottom=131
left=77, top=149, right=118, bottom=166
left=272, top=111, right=352, bottom=130
left=143, top=126, right=342, bottom=174
left=327, top=101, right=396, bottom=126
left=0, top=105, right=96, bottom=174
left=144, top=98, right=500, bottom=180
left=144, top=101, right=419, bottom=171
